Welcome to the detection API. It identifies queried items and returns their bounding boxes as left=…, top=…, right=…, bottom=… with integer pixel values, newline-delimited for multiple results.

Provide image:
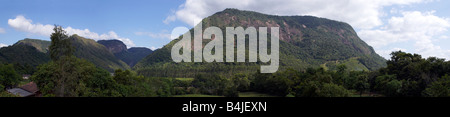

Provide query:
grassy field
left=175, top=78, right=194, bottom=82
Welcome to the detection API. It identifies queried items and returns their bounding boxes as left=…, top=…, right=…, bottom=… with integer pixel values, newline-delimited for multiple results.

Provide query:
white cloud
left=359, top=11, right=450, bottom=59
left=165, top=0, right=427, bottom=29
left=0, top=43, right=8, bottom=48
left=163, top=15, right=176, bottom=25
left=376, top=48, right=408, bottom=59
left=7, top=15, right=54, bottom=36
left=150, top=46, right=161, bottom=51
left=0, top=28, right=5, bottom=34
left=8, top=15, right=135, bottom=47
left=135, top=31, right=172, bottom=40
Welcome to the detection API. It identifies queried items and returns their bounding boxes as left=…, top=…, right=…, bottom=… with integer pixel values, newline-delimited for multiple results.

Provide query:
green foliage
left=0, top=64, right=21, bottom=89
left=231, top=73, right=250, bottom=91
left=0, top=43, right=50, bottom=74
left=385, top=80, right=402, bottom=97
left=368, top=51, right=450, bottom=97
left=423, top=75, right=450, bottom=97
left=29, top=26, right=173, bottom=97
left=32, top=56, right=120, bottom=97
left=192, top=74, right=229, bottom=96
left=113, top=69, right=135, bottom=85
left=319, top=83, right=351, bottom=97
left=342, top=72, right=369, bottom=96
left=31, top=26, right=122, bottom=97
left=49, top=25, right=73, bottom=61
left=289, top=68, right=351, bottom=97
left=250, top=70, right=289, bottom=96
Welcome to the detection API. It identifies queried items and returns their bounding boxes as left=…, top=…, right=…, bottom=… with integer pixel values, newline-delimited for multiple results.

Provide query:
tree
left=32, top=56, right=119, bottom=97
left=0, top=64, right=21, bottom=89
left=337, top=64, right=347, bottom=73
left=319, top=83, right=351, bottom=97
left=423, top=75, right=450, bottom=97
left=295, top=81, right=350, bottom=97
left=32, top=25, right=120, bottom=97
left=113, top=69, right=135, bottom=85
left=192, top=74, right=229, bottom=96
left=231, top=73, right=250, bottom=91
left=49, top=25, right=73, bottom=61
left=385, top=79, right=402, bottom=97
left=354, top=74, right=369, bottom=97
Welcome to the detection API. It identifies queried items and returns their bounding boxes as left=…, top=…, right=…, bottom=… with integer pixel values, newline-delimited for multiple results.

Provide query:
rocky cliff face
left=98, top=40, right=153, bottom=67
left=97, top=40, right=127, bottom=54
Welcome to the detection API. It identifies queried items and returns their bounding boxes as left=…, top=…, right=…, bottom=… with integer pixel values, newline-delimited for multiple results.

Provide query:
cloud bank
left=165, top=0, right=427, bottom=29
left=359, top=11, right=450, bottom=59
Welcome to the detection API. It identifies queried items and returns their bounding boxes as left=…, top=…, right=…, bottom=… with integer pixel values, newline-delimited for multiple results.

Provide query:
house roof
left=7, top=88, right=34, bottom=97
left=20, top=82, right=39, bottom=93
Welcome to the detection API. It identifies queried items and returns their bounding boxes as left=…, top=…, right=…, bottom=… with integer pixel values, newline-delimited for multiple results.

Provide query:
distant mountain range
left=134, top=8, right=386, bottom=77
left=0, top=36, right=153, bottom=72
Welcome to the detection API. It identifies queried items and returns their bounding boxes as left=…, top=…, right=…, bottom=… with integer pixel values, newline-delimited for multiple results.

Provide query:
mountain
left=15, top=38, right=52, bottom=53
left=98, top=40, right=153, bottom=67
left=0, top=40, right=50, bottom=67
left=97, top=40, right=127, bottom=54
left=122, top=47, right=153, bottom=67
left=0, top=39, right=51, bottom=74
left=69, top=35, right=130, bottom=72
left=134, top=8, right=386, bottom=77
left=0, top=36, right=131, bottom=73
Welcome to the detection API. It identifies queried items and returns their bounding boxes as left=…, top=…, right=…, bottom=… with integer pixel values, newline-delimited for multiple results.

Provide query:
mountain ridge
left=0, top=36, right=136, bottom=72
left=134, top=8, right=386, bottom=77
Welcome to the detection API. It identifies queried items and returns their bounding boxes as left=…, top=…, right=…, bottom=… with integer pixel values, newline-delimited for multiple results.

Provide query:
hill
left=0, top=42, right=50, bottom=73
left=98, top=40, right=153, bottom=67
left=69, top=35, right=130, bottom=72
left=134, top=8, right=386, bottom=77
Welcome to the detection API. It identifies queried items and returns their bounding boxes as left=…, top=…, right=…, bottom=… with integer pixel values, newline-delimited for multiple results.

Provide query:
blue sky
left=0, top=0, right=449, bottom=60
left=0, top=0, right=188, bottom=50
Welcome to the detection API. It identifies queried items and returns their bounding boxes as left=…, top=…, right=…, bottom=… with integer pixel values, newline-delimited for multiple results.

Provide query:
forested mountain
left=134, top=8, right=386, bottom=77
left=0, top=36, right=131, bottom=73
left=16, top=39, right=52, bottom=53
left=98, top=40, right=153, bottom=67
left=69, top=35, right=130, bottom=72
left=0, top=39, right=51, bottom=74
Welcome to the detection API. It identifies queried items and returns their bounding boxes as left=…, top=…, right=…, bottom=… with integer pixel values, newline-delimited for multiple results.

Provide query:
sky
left=0, top=0, right=449, bottom=60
